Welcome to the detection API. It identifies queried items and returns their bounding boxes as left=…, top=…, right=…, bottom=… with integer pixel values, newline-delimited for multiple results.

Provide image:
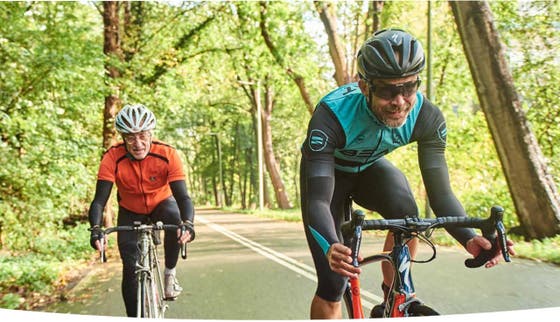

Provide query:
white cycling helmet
left=115, top=104, right=156, bottom=134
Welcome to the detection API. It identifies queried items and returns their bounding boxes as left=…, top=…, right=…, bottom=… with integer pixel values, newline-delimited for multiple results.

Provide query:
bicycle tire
left=407, top=302, right=439, bottom=316
left=152, top=246, right=166, bottom=317
left=342, top=286, right=355, bottom=318
left=143, top=272, right=161, bottom=318
left=138, top=252, right=159, bottom=317
left=148, top=273, right=161, bottom=318
left=369, top=304, right=385, bottom=318
left=138, top=273, right=151, bottom=317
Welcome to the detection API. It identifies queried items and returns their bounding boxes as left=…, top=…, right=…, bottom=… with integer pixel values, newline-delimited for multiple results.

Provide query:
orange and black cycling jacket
left=97, top=140, right=185, bottom=214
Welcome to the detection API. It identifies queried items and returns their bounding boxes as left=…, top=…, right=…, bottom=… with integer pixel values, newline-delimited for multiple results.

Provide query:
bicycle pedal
left=164, top=296, right=177, bottom=301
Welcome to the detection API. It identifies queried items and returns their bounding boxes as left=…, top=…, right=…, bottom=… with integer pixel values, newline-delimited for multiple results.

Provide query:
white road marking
left=197, top=215, right=382, bottom=308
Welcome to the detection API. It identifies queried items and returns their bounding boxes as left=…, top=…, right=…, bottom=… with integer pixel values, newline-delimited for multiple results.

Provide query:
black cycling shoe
left=370, top=303, right=386, bottom=318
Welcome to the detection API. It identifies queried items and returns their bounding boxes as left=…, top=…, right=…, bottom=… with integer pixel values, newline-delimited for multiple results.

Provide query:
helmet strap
left=365, top=81, right=376, bottom=111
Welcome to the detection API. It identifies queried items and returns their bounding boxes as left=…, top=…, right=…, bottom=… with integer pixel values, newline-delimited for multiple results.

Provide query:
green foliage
left=0, top=223, right=91, bottom=309
left=0, top=1, right=103, bottom=253
left=513, top=236, right=560, bottom=263
left=0, top=293, right=22, bottom=310
left=234, top=206, right=302, bottom=222
left=0, top=256, right=58, bottom=293
left=491, top=0, right=560, bottom=186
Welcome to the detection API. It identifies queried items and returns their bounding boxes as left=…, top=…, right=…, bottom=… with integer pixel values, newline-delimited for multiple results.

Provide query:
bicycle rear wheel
left=407, top=302, right=439, bottom=316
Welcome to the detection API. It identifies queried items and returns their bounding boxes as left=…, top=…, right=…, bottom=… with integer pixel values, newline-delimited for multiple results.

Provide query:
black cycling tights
left=301, top=157, right=419, bottom=302
left=117, top=197, right=182, bottom=317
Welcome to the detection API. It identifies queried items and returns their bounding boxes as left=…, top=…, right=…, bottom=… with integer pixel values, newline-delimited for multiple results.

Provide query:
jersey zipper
left=138, top=161, right=149, bottom=213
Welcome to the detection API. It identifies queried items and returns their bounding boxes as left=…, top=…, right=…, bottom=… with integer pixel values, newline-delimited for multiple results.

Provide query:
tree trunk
left=122, top=1, right=143, bottom=62
left=450, top=1, right=560, bottom=239
left=314, top=1, right=350, bottom=86
left=102, top=1, right=122, bottom=227
left=262, top=83, right=293, bottom=209
left=102, top=1, right=121, bottom=150
left=371, top=1, right=384, bottom=35
left=212, top=134, right=224, bottom=207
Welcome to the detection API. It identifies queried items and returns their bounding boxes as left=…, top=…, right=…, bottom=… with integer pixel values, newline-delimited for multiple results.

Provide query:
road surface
left=45, top=209, right=560, bottom=319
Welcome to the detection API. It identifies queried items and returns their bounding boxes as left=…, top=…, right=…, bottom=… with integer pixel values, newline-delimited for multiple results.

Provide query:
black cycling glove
left=89, top=226, right=103, bottom=250
left=180, top=220, right=195, bottom=241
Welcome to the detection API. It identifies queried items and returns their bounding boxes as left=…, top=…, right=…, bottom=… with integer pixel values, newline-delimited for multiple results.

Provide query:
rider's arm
left=167, top=147, right=195, bottom=240
left=165, top=144, right=194, bottom=224
left=301, top=103, right=345, bottom=251
left=88, top=180, right=113, bottom=227
left=169, top=180, right=194, bottom=224
left=303, top=159, right=338, bottom=249
left=414, top=102, right=476, bottom=247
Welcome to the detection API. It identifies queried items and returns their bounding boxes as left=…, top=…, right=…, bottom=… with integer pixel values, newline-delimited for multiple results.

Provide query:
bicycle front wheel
left=151, top=246, right=166, bottom=317
left=407, top=303, right=439, bottom=316
left=138, top=272, right=160, bottom=318
left=138, top=273, right=149, bottom=317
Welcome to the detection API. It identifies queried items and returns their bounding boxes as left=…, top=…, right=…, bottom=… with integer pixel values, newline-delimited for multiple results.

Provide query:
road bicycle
left=97, top=221, right=188, bottom=318
left=341, top=206, right=511, bottom=318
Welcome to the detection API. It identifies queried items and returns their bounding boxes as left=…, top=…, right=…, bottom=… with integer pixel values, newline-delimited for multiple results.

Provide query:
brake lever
left=464, top=206, right=509, bottom=268
left=100, top=234, right=107, bottom=263
left=496, top=220, right=511, bottom=263
left=180, top=225, right=188, bottom=260
left=350, top=211, right=365, bottom=267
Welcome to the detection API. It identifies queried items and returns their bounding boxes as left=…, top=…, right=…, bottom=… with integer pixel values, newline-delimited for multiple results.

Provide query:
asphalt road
left=45, top=209, right=560, bottom=319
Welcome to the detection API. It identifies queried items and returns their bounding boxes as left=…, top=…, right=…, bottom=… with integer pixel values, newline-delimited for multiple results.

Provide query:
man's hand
left=89, top=226, right=106, bottom=251
left=177, top=221, right=195, bottom=244
left=327, top=243, right=362, bottom=278
left=466, top=235, right=516, bottom=268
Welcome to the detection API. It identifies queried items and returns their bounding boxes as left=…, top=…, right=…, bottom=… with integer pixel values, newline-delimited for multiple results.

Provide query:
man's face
left=358, top=75, right=420, bottom=128
left=123, top=131, right=152, bottom=160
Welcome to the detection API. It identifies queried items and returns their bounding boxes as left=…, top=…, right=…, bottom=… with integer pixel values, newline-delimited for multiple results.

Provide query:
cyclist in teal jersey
left=300, top=28, right=515, bottom=319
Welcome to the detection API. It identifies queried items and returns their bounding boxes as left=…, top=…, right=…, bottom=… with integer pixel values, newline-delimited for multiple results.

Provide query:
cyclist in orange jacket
left=88, top=104, right=195, bottom=317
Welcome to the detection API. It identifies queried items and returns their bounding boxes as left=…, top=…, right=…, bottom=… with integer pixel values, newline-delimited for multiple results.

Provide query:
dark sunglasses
left=369, top=78, right=421, bottom=100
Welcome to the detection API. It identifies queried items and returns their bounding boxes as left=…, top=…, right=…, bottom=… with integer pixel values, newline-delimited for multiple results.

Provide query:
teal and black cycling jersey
left=304, top=82, right=448, bottom=174
left=300, top=83, right=476, bottom=297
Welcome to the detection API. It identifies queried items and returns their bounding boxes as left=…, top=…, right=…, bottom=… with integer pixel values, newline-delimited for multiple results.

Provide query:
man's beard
left=377, top=106, right=410, bottom=128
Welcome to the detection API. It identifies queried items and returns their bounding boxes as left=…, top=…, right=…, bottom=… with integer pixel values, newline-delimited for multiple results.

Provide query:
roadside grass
left=0, top=223, right=94, bottom=310
left=233, top=207, right=560, bottom=266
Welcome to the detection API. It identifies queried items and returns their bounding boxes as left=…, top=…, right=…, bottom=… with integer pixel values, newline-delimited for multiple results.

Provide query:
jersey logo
left=309, top=129, right=328, bottom=152
left=392, top=131, right=403, bottom=145
left=343, top=86, right=354, bottom=95
left=437, top=122, right=447, bottom=145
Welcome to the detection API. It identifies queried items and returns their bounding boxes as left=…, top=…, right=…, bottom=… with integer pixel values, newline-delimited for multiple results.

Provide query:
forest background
left=0, top=0, right=559, bottom=311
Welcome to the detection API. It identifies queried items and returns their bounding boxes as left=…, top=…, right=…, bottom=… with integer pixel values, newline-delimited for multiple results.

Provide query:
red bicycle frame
left=348, top=277, right=364, bottom=318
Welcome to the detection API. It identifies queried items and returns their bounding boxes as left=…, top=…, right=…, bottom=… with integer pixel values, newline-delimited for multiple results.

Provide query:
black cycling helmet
left=357, top=28, right=425, bottom=80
